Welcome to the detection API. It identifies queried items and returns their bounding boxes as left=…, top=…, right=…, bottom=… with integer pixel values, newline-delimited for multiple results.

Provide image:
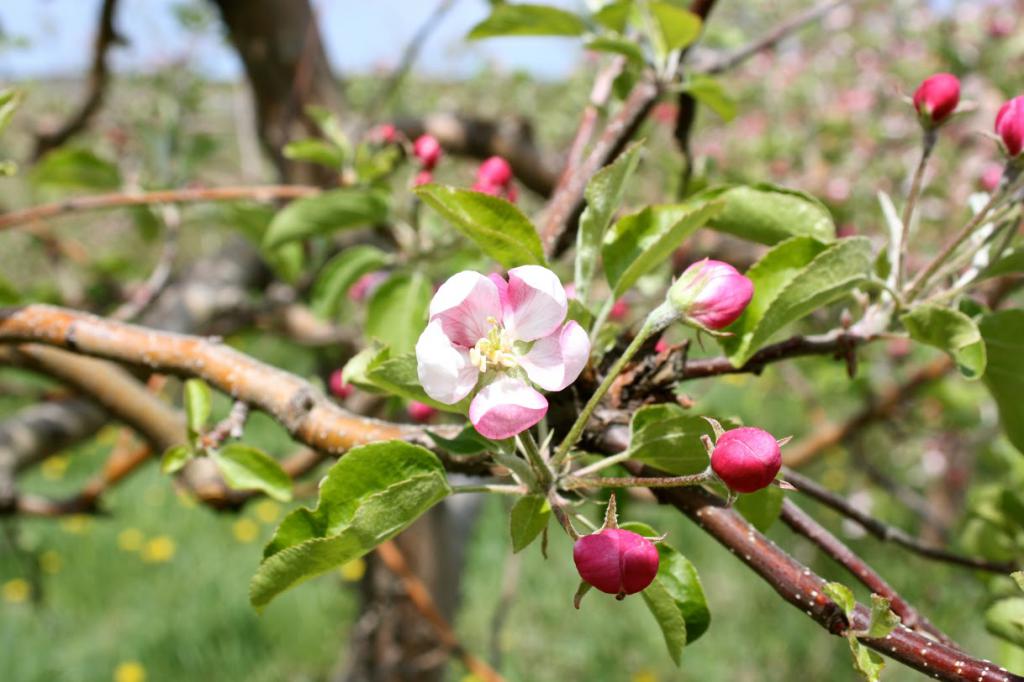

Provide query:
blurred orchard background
left=1, top=1, right=1024, bottom=681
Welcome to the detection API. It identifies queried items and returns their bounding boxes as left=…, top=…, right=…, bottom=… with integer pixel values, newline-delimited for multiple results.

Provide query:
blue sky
left=0, top=0, right=584, bottom=81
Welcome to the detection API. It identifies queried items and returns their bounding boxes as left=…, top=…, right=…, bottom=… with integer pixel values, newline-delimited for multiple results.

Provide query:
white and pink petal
left=415, top=320, right=479, bottom=404
left=519, top=321, right=590, bottom=392
left=428, top=271, right=502, bottom=347
left=502, top=265, right=568, bottom=341
left=469, top=376, right=548, bottom=440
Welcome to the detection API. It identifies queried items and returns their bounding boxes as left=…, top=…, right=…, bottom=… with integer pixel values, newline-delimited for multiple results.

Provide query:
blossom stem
left=897, top=128, right=936, bottom=288
left=553, top=303, right=675, bottom=469
left=563, top=471, right=712, bottom=490
left=570, top=451, right=636, bottom=478
left=450, top=483, right=527, bottom=495
left=517, top=430, right=552, bottom=488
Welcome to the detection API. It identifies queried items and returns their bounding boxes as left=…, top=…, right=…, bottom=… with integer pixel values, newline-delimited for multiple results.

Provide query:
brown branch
left=784, top=468, right=1017, bottom=574
left=784, top=355, right=953, bottom=467
left=651, top=478, right=1020, bottom=681
left=0, top=305, right=432, bottom=456
left=375, top=540, right=505, bottom=682
left=32, top=0, right=122, bottom=159
left=555, top=57, right=625, bottom=191
left=779, top=498, right=958, bottom=648
left=0, top=185, right=319, bottom=232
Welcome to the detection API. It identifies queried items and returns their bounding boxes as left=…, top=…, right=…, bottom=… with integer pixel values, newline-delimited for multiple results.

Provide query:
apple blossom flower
left=573, top=529, right=659, bottom=598
left=912, top=73, right=960, bottom=125
left=413, top=134, right=442, bottom=170
left=328, top=369, right=353, bottom=399
left=348, top=271, right=389, bottom=302
left=415, top=267, right=590, bottom=439
left=711, top=427, right=782, bottom=493
left=667, top=259, right=754, bottom=330
left=996, top=96, right=1024, bottom=157
left=472, top=156, right=518, bottom=202
left=407, top=401, right=438, bottom=423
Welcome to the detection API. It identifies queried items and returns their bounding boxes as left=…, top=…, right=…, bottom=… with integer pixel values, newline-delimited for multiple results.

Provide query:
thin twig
left=697, top=0, right=856, bottom=75
left=111, top=205, right=182, bottom=322
left=0, top=185, right=319, bottom=231
left=780, top=499, right=959, bottom=647
left=784, top=468, right=1017, bottom=573
left=564, top=471, right=710, bottom=489
left=897, top=129, right=937, bottom=288
left=375, top=540, right=505, bottom=682
left=32, top=0, right=122, bottom=159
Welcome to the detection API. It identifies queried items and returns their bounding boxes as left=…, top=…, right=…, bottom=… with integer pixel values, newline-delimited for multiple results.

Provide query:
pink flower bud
left=996, top=96, right=1024, bottom=157
left=912, top=73, right=960, bottom=125
left=711, top=427, right=782, bottom=493
left=407, top=401, right=437, bottom=423
left=573, top=528, right=659, bottom=598
left=477, top=156, right=513, bottom=187
left=471, top=179, right=501, bottom=196
left=982, top=163, right=1004, bottom=192
left=564, top=282, right=577, bottom=300
left=413, top=170, right=433, bottom=187
left=371, top=123, right=398, bottom=144
left=328, top=369, right=353, bottom=399
left=348, top=271, right=388, bottom=302
left=668, top=259, right=754, bottom=330
left=413, top=134, right=442, bottom=170
left=654, top=337, right=669, bottom=354
left=609, top=298, right=630, bottom=321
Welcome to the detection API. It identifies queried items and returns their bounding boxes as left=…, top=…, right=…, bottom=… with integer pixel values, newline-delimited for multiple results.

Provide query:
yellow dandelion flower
left=339, top=558, right=366, bottom=582
left=254, top=500, right=281, bottom=524
left=631, top=671, right=658, bottom=682
left=40, top=550, right=62, bottom=575
left=118, top=528, right=144, bottom=552
left=113, top=661, right=146, bottom=682
left=176, top=492, right=197, bottom=509
left=60, top=515, right=91, bottom=535
left=232, top=518, right=259, bottom=544
left=460, top=676, right=485, bottom=682
left=2, top=578, right=30, bottom=604
left=141, top=536, right=175, bottom=563
left=41, top=455, right=69, bottom=480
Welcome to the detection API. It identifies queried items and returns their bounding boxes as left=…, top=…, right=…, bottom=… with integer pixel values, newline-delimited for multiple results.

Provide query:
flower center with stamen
left=469, top=317, right=518, bottom=373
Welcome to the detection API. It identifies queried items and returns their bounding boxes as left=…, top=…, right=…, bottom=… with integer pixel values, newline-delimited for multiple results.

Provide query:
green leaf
left=641, top=577, right=688, bottom=665
left=901, top=304, right=986, bottom=379
left=213, top=444, right=293, bottom=502
left=848, top=637, right=886, bottom=682
left=263, top=189, right=389, bottom=249
left=866, top=594, right=900, bottom=639
left=734, top=485, right=783, bottom=532
left=683, top=75, right=737, bottom=122
left=576, top=141, right=644, bottom=303
left=509, top=495, right=551, bottom=553
left=367, top=352, right=469, bottom=413
left=415, top=184, right=545, bottom=268
left=427, top=425, right=495, bottom=455
left=251, top=441, right=450, bottom=608
left=624, top=521, right=711, bottom=661
left=723, top=237, right=873, bottom=366
left=160, top=445, right=192, bottom=474
left=628, top=404, right=713, bottom=475
left=467, top=3, right=587, bottom=39
left=0, top=88, right=23, bottom=137
left=183, top=379, right=212, bottom=438
left=694, top=184, right=836, bottom=245
left=824, top=581, right=856, bottom=618
left=365, top=272, right=432, bottom=356
left=980, top=248, right=1024, bottom=281
left=988, top=597, right=1024, bottom=647
left=283, top=139, right=345, bottom=169
left=31, top=147, right=120, bottom=191
left=648, top=2, right=702, bottom=57
left=603, top=201, right=723, bottom=298
left=583, top=36, right=646, bottom=65
left=979, top=311, right=1024, bottom=454
left=593, top=1, right=632, bottom=32
left=306, top=106, right=349, bottom=151
left=342, top=341, right=390, bottom=389
left=1012, top=571, right=1024, bottom=593
left=310, top=246, right=390, bottom=319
